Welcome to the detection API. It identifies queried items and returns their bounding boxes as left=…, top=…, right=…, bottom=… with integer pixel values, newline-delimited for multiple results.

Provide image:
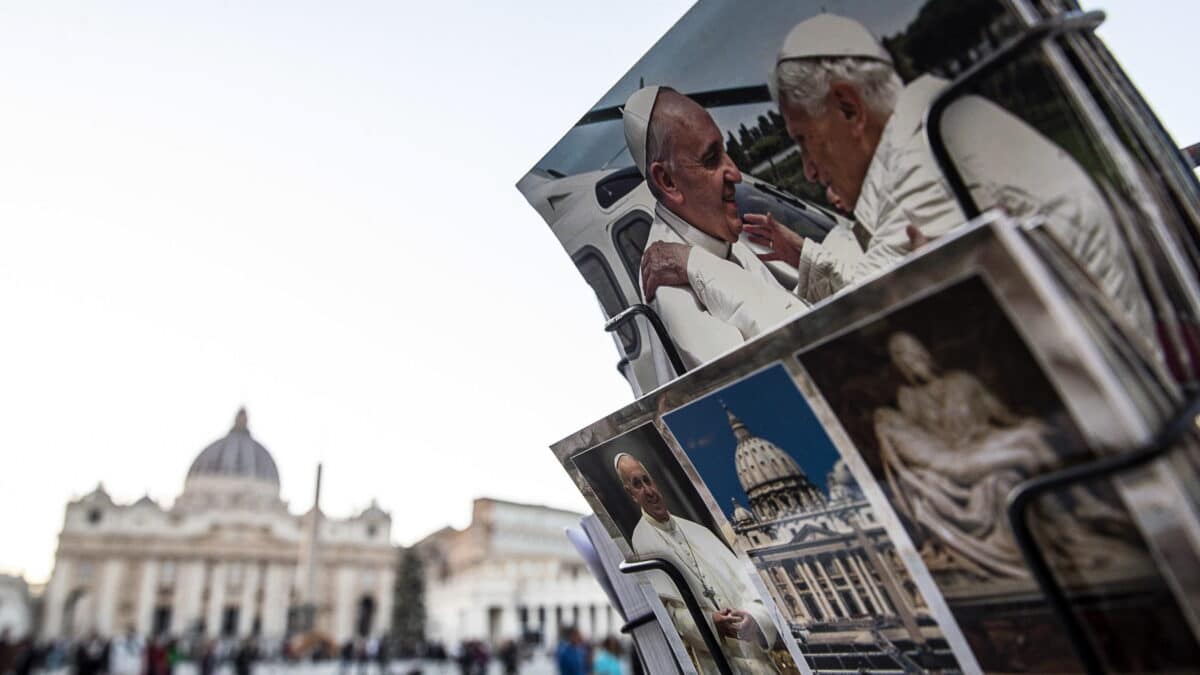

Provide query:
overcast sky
left=1, top=0, right=1197, bottom=585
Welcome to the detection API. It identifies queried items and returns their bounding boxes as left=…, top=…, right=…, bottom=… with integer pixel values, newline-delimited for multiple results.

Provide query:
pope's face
left=780, top=96, right=876, bottom=211
left=661, top=106, right=744, bottom=242
left=619, top=458, right=670, bottom=522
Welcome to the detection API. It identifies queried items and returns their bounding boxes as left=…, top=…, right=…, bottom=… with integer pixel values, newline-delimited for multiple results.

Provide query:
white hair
left=770, top=57, right=902, bottom=118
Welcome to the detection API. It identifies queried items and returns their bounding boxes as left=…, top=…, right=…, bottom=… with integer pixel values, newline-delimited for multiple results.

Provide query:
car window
left=612, top=212, right=652, bottom=299
left=596, top=167, right=645, bottom=209
left=573, top=247, right=638, bottom=356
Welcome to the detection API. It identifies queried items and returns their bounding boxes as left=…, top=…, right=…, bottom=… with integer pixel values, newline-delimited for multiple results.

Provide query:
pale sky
left=1, top=1, right=1197, bottom=585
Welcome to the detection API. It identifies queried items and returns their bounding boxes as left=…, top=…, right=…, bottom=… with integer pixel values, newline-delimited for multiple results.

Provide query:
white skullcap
left=612, top=452, right=636, bottom=477
left=622, top=86, right=662, bottom=177
left=777, top=14, right=893, bottom=66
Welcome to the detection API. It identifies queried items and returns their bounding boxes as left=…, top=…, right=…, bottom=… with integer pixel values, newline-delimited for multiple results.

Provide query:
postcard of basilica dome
left=659, top=363, right=969, bottom=674
left=662, top=362, right=969, bottom=672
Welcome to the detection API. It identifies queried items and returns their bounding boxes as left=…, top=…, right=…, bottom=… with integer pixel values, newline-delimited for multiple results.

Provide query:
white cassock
left=631, top=511, right=779, bottom=675
left=686, top=75, right=1150, bottom=334
left=644, top=203, right=805, bottom=379
left=815, top=75, right=1148, bottom=329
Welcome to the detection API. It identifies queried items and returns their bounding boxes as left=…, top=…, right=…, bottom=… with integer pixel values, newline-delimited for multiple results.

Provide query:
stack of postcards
left=520, top=1, right=1200, bottom=673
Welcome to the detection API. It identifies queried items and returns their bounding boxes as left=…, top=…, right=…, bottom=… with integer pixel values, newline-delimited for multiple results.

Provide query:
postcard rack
left=607, top=304, right=688, bottom=377
left=1003, top=394, right=1200, bottom=674
left=924, top=9, right=1106, bottom=221
left=620, top=558, right=735, bottom=675
left=925, top=10, right=1200, bottom=673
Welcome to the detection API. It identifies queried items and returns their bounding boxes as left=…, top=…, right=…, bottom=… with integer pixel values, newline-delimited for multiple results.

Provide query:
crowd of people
left=0, top=628, right=269, bottom=675
left=0, top=626, right=633, bottom=675
left=552, top=628, right=630, bottom=675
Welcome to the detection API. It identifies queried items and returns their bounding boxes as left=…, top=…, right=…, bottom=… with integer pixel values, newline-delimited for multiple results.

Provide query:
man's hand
left=640, top=241, right=692, bottom=301
left=712, top=610, right=739, bottom=639
left=711, top=609, right=762, bottom=643
left=743, top=213, right=804, bottom=267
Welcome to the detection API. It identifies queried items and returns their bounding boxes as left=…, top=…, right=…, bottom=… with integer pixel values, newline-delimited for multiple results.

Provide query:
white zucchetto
left=777, top=14, right=893, bottom=66
left=622, top=86, right=662, bottom=177
left=612, top=452, right=634, bottom=476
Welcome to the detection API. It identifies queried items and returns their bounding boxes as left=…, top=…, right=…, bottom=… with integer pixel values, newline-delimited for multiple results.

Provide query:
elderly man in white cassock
left=614, top=452, right=780, bottom=675
left=643, top=14, right=1149, bottom=336
left=622, top=87, right=805, bottom=375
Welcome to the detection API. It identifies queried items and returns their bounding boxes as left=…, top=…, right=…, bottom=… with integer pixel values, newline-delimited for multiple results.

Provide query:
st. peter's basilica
left=39, top=409, right=395, bottom=646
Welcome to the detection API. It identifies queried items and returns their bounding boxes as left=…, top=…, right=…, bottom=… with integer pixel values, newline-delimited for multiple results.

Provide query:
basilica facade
left=39, top=409, right=395, bottom=647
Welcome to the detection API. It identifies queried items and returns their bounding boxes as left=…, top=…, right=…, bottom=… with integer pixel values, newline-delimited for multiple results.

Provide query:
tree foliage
left=391, top=547, right=426, bottom=650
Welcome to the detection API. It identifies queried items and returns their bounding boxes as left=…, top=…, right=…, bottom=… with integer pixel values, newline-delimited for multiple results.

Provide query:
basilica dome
left=186, top=408, right=280, bottom=487
left=729, top=408, right=803, bottom=493
left=725, top=404, right=826, bottom=520
left=731, top=499, right=757, bottom=527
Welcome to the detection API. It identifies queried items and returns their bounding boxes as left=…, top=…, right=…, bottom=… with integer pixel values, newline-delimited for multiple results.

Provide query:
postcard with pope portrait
left=561, top=422, right=808, bottom=675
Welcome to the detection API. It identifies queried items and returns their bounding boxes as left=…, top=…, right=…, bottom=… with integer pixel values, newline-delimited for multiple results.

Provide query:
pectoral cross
left=702, top=585, right=719, bottom=611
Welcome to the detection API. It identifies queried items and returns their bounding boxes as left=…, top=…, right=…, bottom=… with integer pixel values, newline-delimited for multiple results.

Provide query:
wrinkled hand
left=712, top=610, right=739, bottom=639
left=712, top=609, right=761, bottom=642
left=743, top=212, right=804, bottom=267
left=640, top=241, right=692, bottom=301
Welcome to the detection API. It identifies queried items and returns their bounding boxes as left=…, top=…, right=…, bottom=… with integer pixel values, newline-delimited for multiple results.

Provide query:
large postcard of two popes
left=551, top=218, right=1200, bottom=674
left=518, top=0, right=1200, bottom=403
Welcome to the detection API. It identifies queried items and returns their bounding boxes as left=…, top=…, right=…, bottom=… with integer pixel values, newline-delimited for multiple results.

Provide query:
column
left=848, top=554, right=886, bottom=614
left=137, top=560, right=159, bottom=636
left=237, top=563, right=262, bottom=636
left=776, top=564, right=807, bottom=622
left=41, top=558, right=74, bottom=639
left=170, top=562, right=203, bottom=634
left=376, top=567, right=395, bottom=639
left=205, top=563, right=227, bottom=636
left=333, top=566, right=357, bottom=642
left=755, top=568, right=791, bottom=624
left=551, top=605, right=563, bottom=645
left=499, top=606, right=518, bottom=642
left=96, top=559, right=125, bottom=636
left=798, top=561, right=834, bottom=619
left=859, top=535, right=923, bottom=645
left=815, top=558, right=848, bottom=618
left=260, top=563, right=291, bottom=640
left=831, top=555, right=865, bottom=616
left=171, top=571, right=185, bottom=634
